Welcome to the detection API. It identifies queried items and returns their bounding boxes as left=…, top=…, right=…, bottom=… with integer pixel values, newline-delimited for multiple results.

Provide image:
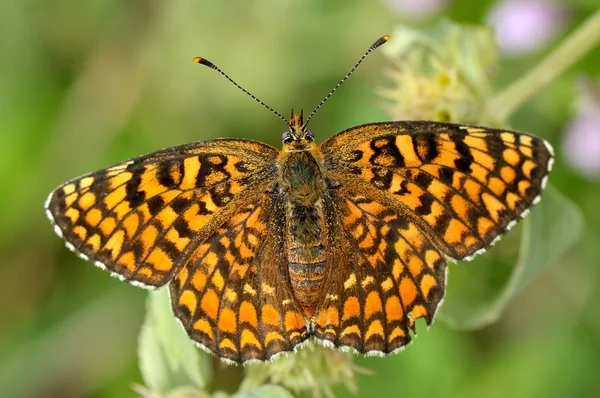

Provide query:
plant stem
left=489, top=9, right=600, bottom=121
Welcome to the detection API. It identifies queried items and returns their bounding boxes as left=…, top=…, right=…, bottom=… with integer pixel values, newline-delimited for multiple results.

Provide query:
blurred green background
left=1, top=0, right=599, bottom=397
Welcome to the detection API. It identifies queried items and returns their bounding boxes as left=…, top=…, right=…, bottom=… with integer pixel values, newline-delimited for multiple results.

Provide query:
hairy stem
left=489, top=9, right=600, bottom=121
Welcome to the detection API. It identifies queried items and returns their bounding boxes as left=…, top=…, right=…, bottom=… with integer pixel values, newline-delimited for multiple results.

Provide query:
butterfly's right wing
left=46, top=139, right=278, bottom=288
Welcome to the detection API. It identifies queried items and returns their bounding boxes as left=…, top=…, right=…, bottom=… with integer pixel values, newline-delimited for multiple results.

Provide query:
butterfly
left=45, top=35, right=554, bottom=365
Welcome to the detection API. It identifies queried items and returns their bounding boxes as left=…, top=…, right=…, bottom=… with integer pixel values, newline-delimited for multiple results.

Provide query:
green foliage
left=138, top=289, right=210, bottom=396
left=232, top=385, right=295, bottom=398
left=3, top=2, right=600, bottom=398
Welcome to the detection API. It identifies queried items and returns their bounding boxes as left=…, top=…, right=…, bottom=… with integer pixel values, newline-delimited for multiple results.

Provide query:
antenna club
left=371, top=35, right=391, bottom=50
left=193, top=57, right=217, bottom=69
left=192, top=54, right=289, bottom=126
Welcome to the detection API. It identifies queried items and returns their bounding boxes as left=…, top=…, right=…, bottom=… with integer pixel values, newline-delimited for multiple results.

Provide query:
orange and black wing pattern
left=46, top=139, right=278, bottom=288
left=170, top=194, right=308, bottom=364
left=313, top=188, right=445, bottom=354
left=321, top=121, right=554, bottom=261
left=312, top=121, right=553, bottom=354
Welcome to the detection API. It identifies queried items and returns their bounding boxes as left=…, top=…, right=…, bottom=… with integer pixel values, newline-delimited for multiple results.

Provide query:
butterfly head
left=282, top=109, right=315, bottom=151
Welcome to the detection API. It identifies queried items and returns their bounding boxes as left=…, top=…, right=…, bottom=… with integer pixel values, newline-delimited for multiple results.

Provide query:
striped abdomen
left=287, top=204, right=326, bottom=317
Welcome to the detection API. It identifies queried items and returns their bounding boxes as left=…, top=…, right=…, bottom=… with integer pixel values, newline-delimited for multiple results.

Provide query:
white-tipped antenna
left=193, top=56, right=291, bottom=129
left=303, top=35, right=390, bottom=128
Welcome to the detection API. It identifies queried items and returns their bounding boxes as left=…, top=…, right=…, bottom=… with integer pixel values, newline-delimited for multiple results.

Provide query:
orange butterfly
left=46, top=35, right=553, bottom=365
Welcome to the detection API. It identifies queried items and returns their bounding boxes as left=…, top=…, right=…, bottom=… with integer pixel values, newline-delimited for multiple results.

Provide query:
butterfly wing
left=46, top=139, right=279, bottom=288
left=312, top=121, right=553, bottom=354
left=169, top=193, right=308, bottom=364
left=312, top=188, right=446, bottom=354
left=321, top=121, right=554, bottom=260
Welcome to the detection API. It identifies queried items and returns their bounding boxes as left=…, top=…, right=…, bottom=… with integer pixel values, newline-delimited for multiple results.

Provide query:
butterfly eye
left=304, top=130, right=314, bottom=142
left=282, top=131, right=294, bottom=144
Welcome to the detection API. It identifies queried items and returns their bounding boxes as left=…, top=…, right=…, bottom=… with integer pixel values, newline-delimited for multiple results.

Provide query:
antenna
left=304, top=35, right=390, bottom=128
left=193, top=57, right=291, bottom=128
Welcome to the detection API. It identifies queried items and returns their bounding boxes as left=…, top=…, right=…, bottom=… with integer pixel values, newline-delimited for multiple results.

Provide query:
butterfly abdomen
left=286, top=204, right=326, bottom=316
left=288, top=244, right=326, bottom=317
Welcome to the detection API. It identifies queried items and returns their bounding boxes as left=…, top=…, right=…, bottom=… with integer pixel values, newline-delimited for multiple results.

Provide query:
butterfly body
left=277, top=116, right=329, bottom=316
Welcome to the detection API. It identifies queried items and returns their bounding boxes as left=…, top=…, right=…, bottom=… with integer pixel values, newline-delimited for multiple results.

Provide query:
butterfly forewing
left=321, top=121, right=553, bottom=261
left=46, top=139, right=279, bottom=288
left=170, top=194, right=308, bottom=364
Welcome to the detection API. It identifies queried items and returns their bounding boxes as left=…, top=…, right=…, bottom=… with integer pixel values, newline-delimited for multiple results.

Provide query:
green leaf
left=233, top=385, right=295, bottom=398
left=439, top=185, right=583, bottom=330
left=138, top=312, right=170, bottom=394
left=138, top=288, right=211, bottom=394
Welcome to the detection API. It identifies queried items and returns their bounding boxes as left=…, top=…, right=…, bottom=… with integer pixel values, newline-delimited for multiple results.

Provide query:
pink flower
left=563, top=80, right=600, bottom=178
left=487, top=0, right=566, bottom=55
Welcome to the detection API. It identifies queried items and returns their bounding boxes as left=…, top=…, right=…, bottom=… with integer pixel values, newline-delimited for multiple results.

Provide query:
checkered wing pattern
left=170, top=194, right=308, bottom=364
left=321, top=121, right=554, bottom=261
left=312, top=121, right=553, bottom=354
left=312, top=188, right=446, bottom=354
left=46, top=139, right=278, bottom=288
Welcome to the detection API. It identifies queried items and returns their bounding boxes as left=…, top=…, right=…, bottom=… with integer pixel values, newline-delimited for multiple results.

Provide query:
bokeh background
left=1, top=0, right=599, bottom=397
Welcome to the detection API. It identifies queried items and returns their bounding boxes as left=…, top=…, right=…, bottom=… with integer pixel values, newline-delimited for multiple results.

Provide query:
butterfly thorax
left=278, top=141, right=327, bottom=317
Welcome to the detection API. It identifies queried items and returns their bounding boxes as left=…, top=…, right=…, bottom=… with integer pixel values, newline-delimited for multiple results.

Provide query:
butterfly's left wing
left=312, top=120, right=553, bottom=354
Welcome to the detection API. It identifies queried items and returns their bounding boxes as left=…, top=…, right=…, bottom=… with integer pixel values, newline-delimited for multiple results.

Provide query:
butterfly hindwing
left=321, top=121, right=554, bottom=260
left=312, top=188, right=446, bottom=354
left=46, top=139, right=278, bottom=288
left=170, top=194, right=308, bottom=364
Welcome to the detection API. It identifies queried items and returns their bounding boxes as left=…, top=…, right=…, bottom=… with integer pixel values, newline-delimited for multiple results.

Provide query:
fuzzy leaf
left=380, top=20, right=500, bottom=125
left=138, top=289, right=211, bottom=394
left=383, top=20, right=497, bottom=94
left=439, top=185, right=583, bottom=329
left=233, top=385, right=295, bottom=398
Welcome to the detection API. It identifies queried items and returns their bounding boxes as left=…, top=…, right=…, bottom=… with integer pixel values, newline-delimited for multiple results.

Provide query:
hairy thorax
left=277, top=144, right=327, bottom=317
